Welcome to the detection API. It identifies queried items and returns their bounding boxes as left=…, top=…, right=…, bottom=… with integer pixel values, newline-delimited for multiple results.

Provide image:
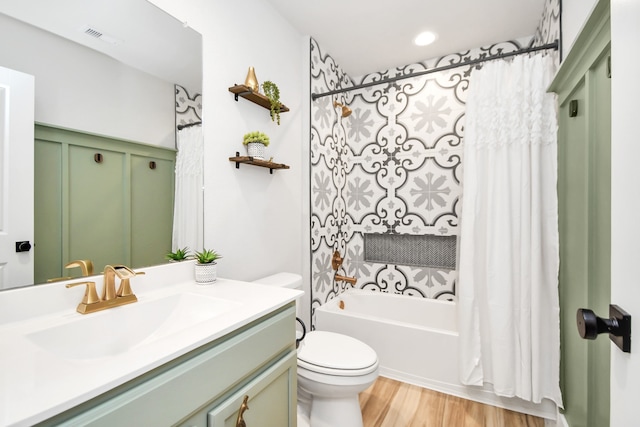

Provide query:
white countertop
left=0, top=262, right=301, bottom=427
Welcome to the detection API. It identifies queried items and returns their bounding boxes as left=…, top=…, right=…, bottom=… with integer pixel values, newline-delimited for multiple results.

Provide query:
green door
left=555, top=44, right=611, bottom=427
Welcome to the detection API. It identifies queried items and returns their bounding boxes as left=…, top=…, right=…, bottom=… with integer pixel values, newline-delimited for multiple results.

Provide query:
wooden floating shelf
left=228, top=84, right=290, bottom=113
left=229, top=152, right=290, bottom=174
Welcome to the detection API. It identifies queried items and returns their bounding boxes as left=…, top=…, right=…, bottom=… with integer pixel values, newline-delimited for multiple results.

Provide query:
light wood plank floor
left=359, top=377, right=544, bottom=427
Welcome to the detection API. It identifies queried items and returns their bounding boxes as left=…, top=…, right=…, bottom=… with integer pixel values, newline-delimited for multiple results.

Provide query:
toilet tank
left=252, top=272, right=302, bottom=291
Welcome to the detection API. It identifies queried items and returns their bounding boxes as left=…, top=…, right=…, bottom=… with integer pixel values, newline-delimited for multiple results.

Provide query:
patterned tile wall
left=175, top=84, right=202, bottom=129
left=309, top=1, right=560, bottom=323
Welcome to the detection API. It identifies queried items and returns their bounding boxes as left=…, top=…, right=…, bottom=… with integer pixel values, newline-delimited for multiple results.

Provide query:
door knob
left=15, top=241, right=31, bottom=252
left=576, top=305, right=631, bottom=353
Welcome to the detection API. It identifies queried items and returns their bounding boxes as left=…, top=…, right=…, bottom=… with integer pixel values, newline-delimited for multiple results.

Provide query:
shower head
left=334, top=101, right=352, bottom=118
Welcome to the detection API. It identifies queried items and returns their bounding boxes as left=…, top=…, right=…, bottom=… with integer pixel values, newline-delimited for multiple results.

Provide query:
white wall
left=610, top=0, right=640, bottom=424
left=563, top=0, right=640, bottom=424
left=0, top=14, right=175, bottom=148
left=147, top=1, right=306, bottom=286
left=561, top=0, right=598, bottom=56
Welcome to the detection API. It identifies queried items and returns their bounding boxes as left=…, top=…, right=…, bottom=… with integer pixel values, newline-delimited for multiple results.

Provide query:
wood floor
left=359, top=377, right=544, bottom=427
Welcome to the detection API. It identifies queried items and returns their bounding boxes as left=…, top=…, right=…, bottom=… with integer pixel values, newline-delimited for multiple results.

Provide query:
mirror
left=0, top=0, right=202, bottom=289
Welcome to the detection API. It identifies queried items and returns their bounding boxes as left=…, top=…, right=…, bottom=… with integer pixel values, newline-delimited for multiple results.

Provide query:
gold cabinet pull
left=235, top=395, right=249, bottom=427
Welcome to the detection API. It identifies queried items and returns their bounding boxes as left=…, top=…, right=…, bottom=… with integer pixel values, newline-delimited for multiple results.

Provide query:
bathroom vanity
left=0, top=262, right=301, bottom=426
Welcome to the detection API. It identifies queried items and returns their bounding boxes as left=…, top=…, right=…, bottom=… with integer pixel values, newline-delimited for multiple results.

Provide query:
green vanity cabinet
left=34, top=125, right=176, bottom=283
left=37, top=304, right=298, bottom=427
left=185, top=352, right=296, bottom=427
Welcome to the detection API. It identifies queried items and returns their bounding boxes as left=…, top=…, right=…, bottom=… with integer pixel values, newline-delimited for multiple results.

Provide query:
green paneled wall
left=34, top=125, right=176, bottom=283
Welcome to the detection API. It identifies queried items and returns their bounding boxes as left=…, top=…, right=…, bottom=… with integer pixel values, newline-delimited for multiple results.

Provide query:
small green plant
left=166, top=247, right=190, bottom=261
left=195, top=249, right=222, bottom=264
left=242, top=131, right=270, bottom=147
left=261, top=80, right=281, bottom=125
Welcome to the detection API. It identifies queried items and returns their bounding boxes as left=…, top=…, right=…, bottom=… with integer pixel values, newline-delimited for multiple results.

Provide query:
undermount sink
left=27, top=293, right=240, bottom=360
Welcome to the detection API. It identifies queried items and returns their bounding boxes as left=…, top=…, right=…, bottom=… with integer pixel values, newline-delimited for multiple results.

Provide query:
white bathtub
left=314, top=289, right=557, bottom=420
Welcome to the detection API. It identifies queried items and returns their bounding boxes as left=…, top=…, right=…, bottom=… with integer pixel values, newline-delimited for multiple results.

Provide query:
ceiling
left=263, top=0, right=547, bottom=77
left=0, top=1, right=546, bottom=87
left=0, top=0, right=202, bottom=90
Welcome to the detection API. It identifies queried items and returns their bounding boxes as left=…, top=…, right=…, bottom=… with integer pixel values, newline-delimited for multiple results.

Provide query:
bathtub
left=314, top=289, right=557, bottom=420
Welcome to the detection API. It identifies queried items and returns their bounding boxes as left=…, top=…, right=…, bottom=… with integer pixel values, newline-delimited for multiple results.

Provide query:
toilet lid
left=297, top=331, right=378, bottom=374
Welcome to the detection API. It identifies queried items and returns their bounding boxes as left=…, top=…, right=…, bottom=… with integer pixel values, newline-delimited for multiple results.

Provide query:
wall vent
left=79, top=25, right=121, bottom=45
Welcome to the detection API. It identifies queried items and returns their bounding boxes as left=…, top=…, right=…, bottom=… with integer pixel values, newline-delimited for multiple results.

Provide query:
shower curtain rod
left=311, top=40, right=559, bottom=100
left=177, top=121, right=202, bottom=130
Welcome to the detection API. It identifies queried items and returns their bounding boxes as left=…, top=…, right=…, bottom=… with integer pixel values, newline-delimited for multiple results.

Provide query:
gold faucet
left=47, top=259, right=95, bottom=283
left=335, top=274, right=357, bottom=285
left=66, top=259, right=94, bottom=276
left=331, top=251, right=357, bottom=285
left=66, top=265, right=144, bottom=314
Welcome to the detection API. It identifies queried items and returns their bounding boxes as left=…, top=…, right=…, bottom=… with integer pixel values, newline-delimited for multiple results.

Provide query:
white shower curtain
left=172, top=125, right=204, bottom=252
left=458, top=54, right=562, bottom=407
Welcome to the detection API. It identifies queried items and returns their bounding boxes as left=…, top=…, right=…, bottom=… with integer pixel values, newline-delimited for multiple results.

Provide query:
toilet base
left=309, top=395, right=364, bottom=427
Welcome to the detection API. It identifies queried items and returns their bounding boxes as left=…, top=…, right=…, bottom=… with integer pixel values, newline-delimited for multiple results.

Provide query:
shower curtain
left=457, top=54, right=562, bottom=407
left=172, top=125, right=204, bottom=252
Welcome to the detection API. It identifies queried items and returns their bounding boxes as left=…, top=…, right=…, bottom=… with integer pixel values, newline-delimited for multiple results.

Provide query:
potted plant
left=194, top=249, right=222, bottom=284
left=242, top=131, right=270, bottom=160
left=261, top=80, right=281, bottom=125
left=165, top=247, right=191, bottom=262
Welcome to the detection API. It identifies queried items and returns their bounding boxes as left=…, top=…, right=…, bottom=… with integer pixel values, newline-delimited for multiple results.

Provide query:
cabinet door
left=208, top=352, right=297, bottom=427
left=131, top=154, right=174, bottom=268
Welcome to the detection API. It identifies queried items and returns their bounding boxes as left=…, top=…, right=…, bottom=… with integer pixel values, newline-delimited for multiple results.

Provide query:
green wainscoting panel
left=131, top=155, right=175, bottom=268
left=34, top=125, right=176, bottom=282
left=549, top=1, right=611, bottom=425
left=69, top=145, right=127, bottom=272
left=34, top=140, right=63, bottom=284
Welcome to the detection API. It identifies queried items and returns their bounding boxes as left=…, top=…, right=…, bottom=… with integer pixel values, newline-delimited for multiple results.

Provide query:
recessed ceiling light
left=414, top=31, right=437, bottom=47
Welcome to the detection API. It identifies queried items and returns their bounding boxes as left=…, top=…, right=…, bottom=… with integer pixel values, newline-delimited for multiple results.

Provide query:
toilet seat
left=297, top=331, right=378, bottom=377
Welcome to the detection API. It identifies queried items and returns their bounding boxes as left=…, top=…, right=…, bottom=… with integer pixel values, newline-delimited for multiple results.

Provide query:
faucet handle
left=115, top=267, right=144, bottom=298
left=66, top=281, right=100, bottom=304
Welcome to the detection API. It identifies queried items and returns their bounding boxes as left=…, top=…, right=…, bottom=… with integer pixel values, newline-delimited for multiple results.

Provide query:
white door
left=0, top=66, right=34, bottom=289
left=610, top=0, right=640, bottom=425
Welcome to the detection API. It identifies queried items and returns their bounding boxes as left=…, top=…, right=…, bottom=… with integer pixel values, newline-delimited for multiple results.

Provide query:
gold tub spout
left=335, top=274, right=357, bottom=285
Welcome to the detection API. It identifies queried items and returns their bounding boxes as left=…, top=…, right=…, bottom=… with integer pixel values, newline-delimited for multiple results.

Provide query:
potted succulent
left=165, top=247, right=191, bottom=262
left=261, top=80, right=281, bottom=125
left=194, top=249, right=222, bottom=284
left=242, top=131, right=270, bottom=159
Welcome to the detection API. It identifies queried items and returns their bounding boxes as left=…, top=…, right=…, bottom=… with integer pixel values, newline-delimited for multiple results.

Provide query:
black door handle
left=576, top=305, right=631, bottom=353
left=15, top=241, right=31, bottom=252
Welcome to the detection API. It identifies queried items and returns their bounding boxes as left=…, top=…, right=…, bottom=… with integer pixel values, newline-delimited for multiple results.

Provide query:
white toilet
left=252, top=273, right=379, bottom=427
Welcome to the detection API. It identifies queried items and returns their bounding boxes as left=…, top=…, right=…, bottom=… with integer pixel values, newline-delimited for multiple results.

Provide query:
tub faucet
left=335, top=274, right=357, bottom=286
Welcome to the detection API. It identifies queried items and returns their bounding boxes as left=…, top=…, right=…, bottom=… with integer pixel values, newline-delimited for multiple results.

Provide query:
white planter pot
left=195, top=262, right=217, bottom=284
left=246, top=142, right=266, bottom=159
